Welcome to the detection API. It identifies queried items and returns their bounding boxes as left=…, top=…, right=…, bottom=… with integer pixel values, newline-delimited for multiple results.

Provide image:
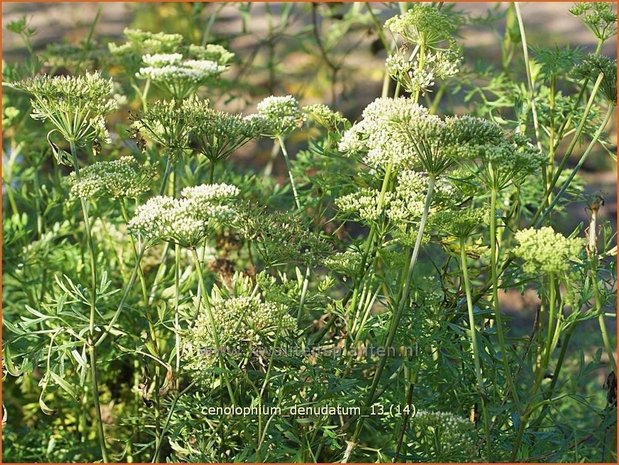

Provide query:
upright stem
left=539, top=105, right=614, bottom=225
left=511, top=274, right=557, bottom=460
left=514, top=3, right=543, bottom=154
left=191, top=248, right=237, bottom=404
left=69, top=140, right=108, bottom=462
left=343, top=175, right=435, bottom=462
left=490, top=188, right=520, bottom=409
left=120, top=199, right=148, bottom=302
left=346, top=163, right=394, bottom=322
left=209, top=161, right=216, bottom=184
left=174, top=244, right=181, bottom=385
left=460, top=238, right=492, bottom=460
left=277, top=136, right=300, bottom=210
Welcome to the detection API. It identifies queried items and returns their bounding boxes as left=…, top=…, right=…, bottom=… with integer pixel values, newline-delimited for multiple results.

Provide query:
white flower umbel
left=69, top=156, right=155, bottom=199
left=128, top=183, right=239, bottom=248
left=256, top=95, right=306, bottom=138
left=136, top=43, right=233, bottom=99
left=12, top=72, right=122, bottom=147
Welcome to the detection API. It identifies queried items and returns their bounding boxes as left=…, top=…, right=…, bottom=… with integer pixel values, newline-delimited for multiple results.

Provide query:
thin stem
left=209, top=161, right=216, bottom=184
left=514, top=3, right=543, bottom=154
left=277, top=136, right=300, bottom=210
left=151, top=381, right=198, bottom=462
left=95, top=246, right=146, bottom=348
left=343, top=175, right=435, bottom=462
left=539, top=105, right=614, bottom=225
left=190, top=248, right=237, bottom=404
left=490, top=188, right=520, bottom=409
left=460, top=238, right=492, bottom=460
left=174, top=244, right=181, bottom=385
left=120, top=199, right=148, bottom=302
left=533, top=73, right=605, bottom=225
left=69, top=141, right=108, bottom=462
left=512, top=273, right=556, bottom=460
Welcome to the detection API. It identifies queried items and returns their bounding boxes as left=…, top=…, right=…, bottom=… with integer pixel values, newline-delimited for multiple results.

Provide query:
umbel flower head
left=386, top=46, right=461, bottom=97
left=570, top=2, right=617, bottom=42
left=428, top=207, right=487, bottom=240
left=384, top=5, right=462, bottom=97
left=109, top=28, right=184, bottom=60
left=236, top=206, right=331, bottom=266
left=184, top=295, right=296, bottom=377
left=340, top=98, right=513, bottom=176
left=445, top=116, right=545, bottom=190
left=409, top=410, right=477, bottom=461
left=255, top=95, right=306, bottom=138
left=128, top=183, right=239, bottom=248
left=573, top=54, right=617, bottom=105
left=339, top=97, right=433, bottom=172
left=11, top=72, right=122, bottom=145
left=385, top=4, right=461, bottom=50
left=187, top=101, right=267, bottom=164
left=132, top=97, right=201, bottom=159
left=136, top=49, right=231, bottom=100
left=68, top=156, right=155, bottom=199
left=513, top=226, right=583, bottom=275
left=336, top=170, right=454, bottom=228
left=303, top=103, right=350, bottom=133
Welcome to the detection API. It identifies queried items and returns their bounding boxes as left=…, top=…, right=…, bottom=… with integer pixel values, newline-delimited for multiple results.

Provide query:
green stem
left=533, top=73, right=605, bottom=225
left=120, top=199, right=148, bottom=302
left=460, top=238, right=492, bottom=460
left=191, top=248, right=237, bottom=404
left=95, top=246, right=146, bottom=348
left=174, top=243, right=181, bottom=385
left=592, top=256, right=617, bottom=372
left=490, top=188, right=520, bottom=409
left=277, top=136, right=300, bottom=210
left=539, top=105, right=614, bottom=225
left=69, top=140, right=108, bottom=462
left=514, top=3, right=543, bottom=154
left=209, top=161, right=216, bottom=184
left=343, top=175, right=435, bottom=462
left=346, top=163, right=394, bottom=324
left=512, top=273, right=556, bottom=460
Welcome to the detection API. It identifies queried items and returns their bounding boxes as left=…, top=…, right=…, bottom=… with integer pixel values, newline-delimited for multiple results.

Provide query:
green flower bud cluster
left=237, top=207, right=330, bottom=266
left=445, top=116, right=545, bottom=189
left=384, top=5, right=460, bottom=50
left=133, top=96, right=265, bottom=162
left=323, top=249, right=362, bottom=277
left=189, top=106, right=268, bottom=164
left=128, top=183, right=239, bottom=247
left=514, top=226, right=583, bottom=275
left=184, top=295, right=296, bottom=376
left=255, top=95, right=306, bottom=138
left=303, top=103, right=350, bottom=133
left=68, top=156, right=155, bottom=199
left=573, top=54, right=617, bottom=105
left=109, top=28, right=185, bottom=58
left=428, top=207, right=487, bottom=239
left=12, top=72, right=123, bottom=144
left=409, top=410, right=477, bottom=461
left=570, top=2, right=617, bottom=42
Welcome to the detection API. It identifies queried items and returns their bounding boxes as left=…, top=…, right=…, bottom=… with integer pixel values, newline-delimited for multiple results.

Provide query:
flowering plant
left=2, top=3, right=616, bottom=464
